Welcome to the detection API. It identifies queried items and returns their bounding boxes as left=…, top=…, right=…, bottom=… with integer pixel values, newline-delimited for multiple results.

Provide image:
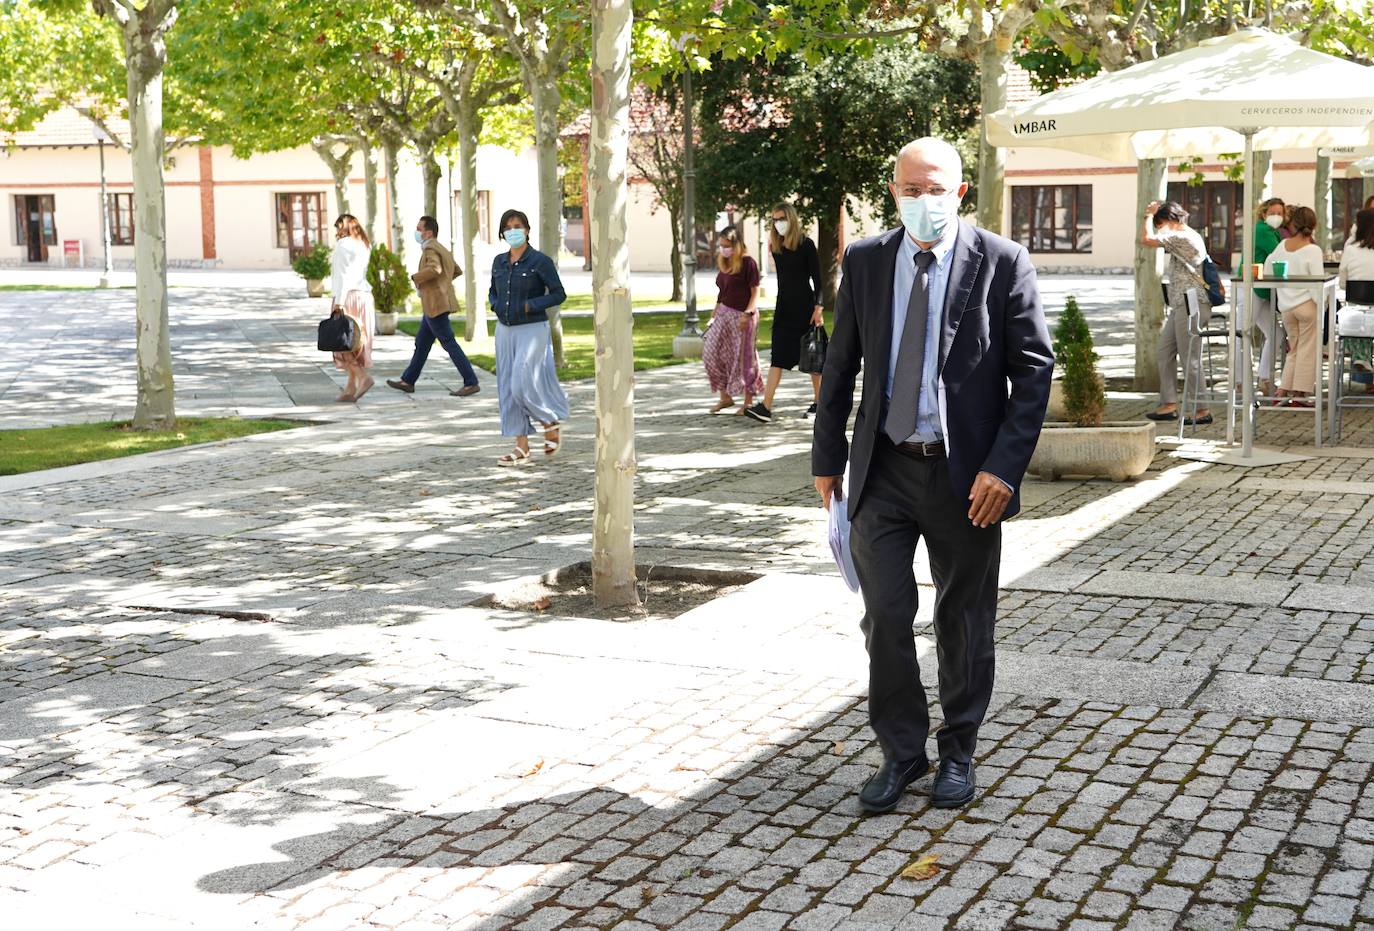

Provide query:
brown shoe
left=451, top=384, right=480, bottom=397
left=386, top=379, right=414, bottom=394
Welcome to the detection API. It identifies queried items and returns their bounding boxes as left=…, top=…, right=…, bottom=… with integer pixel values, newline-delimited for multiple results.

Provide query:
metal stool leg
left=1179, top=331, right=1196, bottom=440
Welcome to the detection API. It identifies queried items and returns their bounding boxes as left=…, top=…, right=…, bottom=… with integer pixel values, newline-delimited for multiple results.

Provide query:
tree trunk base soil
left=476, top=562, right=759, bottom=621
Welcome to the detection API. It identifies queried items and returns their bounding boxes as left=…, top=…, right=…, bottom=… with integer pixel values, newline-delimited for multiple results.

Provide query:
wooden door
left=16, top=195, right=56, bottom=262
left=276, top=192, right=326, bottom=260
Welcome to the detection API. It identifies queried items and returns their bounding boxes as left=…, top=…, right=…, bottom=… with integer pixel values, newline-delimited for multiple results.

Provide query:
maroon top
left=715, top=256, right=760, bottom=312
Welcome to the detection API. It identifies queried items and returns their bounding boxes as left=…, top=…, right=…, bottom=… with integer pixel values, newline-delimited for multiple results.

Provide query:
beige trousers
left=1280, top=299, right=1319, bottom=394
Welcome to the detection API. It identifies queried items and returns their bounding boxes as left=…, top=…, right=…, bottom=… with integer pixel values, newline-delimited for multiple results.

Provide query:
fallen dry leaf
left=531, top=596, right=552, bottom=611
left=520, top=758, right=544, bottom=777
left=831, top=741, right=845, bottom=755
left=900, top=854, right=941, bottom=881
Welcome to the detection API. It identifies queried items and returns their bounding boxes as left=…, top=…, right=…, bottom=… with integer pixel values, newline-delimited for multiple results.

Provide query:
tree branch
left=76, top=106, right=130, bottom=152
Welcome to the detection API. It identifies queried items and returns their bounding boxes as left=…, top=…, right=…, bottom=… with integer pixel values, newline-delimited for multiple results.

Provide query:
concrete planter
left=1029, top=421, right=1156, bottom=482
left=376, top=311, right=398, bottom=336
left=305, top=278, right=325, bottom=298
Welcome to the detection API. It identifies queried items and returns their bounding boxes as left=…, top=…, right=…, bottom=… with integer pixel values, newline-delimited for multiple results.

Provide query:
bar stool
left=1333, top=280, right=1374, bottom=442
left=1179, top=290, right=1231, bottom=439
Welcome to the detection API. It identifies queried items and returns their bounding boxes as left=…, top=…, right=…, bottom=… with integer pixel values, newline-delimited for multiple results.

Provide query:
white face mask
left=898, top=193, right=959, bottom=242
left=774, top=220, right=790, bottom=236
left=1265, top=214, right=1284, bottom=229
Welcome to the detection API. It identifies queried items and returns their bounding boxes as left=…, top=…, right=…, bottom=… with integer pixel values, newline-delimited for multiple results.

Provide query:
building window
left=1334, top=178, right=1366, bottom=244
left=1011, top=185, right=1093, bottom=253
left=477, top=190, right=492, bottom=244
left=1167, top=180, right=1242, bottom=270
left=274, top=192, right=326, bottom=258
left=106, top=193, right=134, bottom=245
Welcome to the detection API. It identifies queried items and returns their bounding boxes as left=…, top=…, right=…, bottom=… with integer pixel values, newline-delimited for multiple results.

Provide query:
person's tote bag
left=799, top=325, right=828, bottom=374
left=317, top=311, right=356, bottom=353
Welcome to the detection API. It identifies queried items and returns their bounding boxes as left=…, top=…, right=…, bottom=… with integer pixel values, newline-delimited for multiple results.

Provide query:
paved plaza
left=3, top=277, right=1374, bottom=930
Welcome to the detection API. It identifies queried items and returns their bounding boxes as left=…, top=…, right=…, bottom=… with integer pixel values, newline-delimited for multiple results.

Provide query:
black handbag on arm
left=317, top=310, right=356, bottom=353
left=799, top=324, right=828, bottom=374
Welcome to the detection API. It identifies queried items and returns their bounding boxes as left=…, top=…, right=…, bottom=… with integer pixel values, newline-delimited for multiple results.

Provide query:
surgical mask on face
left=1265, top=214, right=1284, bottom=229
left=898, top=193, right=958, bottom=242
left=774, top=220, right=789, bottom=236
left=413, top=230, right=424, bottom=244
left=503, top=228, right=526, bottom=248
left=719, top=245, right=734, bottom=258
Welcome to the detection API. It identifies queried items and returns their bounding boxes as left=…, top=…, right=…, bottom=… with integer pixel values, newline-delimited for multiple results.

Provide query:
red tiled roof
left=1005, top=63, right=1038, bottom=107
left=4, top=107, right=129, bottom=148
left=563, top=86, right=673, bottom=138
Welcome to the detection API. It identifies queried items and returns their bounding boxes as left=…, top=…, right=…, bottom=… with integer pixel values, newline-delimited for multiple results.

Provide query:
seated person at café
left=1339, top=207, right=1374, bottom=394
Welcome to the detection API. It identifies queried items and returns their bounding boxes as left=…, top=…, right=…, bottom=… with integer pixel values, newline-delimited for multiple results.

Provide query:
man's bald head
left=892, top=138, right=964, bottom=188
left=887, top=137, right=969, bottom=245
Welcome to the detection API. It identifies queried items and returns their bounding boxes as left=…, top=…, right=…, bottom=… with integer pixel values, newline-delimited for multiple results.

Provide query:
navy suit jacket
left=812, top=222, right=1054, bottom=521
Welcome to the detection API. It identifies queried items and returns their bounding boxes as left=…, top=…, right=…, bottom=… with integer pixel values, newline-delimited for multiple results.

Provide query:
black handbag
left=317, top=311, right=356, bottom=353
left=799, top=324, right=828, bottom=374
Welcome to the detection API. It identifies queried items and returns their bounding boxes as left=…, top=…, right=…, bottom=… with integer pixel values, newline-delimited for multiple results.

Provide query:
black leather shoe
left=858, top=755, right=929, bottom=813
left=931, top=759, right=977, bottom=808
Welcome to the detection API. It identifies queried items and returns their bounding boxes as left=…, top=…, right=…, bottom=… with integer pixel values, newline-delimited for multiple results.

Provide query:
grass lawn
left=397, top=306, right=834, bottom=382
left=0, top=417, right=301, bottom=476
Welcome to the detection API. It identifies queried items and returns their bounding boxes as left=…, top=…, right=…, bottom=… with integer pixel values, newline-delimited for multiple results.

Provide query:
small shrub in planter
left=1030, top=294, right=1154, bottom=482
left=291, top=243, right=331, bottom=297
left=1053, top=294, right=1105, bottom=427
left=367, top=244, right=412, bottom=335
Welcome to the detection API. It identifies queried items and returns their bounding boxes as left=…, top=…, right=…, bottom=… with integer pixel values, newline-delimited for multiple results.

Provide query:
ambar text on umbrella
left=1014, top=119, right=1058, bottom=135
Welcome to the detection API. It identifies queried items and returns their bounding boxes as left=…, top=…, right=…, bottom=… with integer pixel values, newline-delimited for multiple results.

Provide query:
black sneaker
left=743, top=402, right=772, bottom=423
left=805, top=402, right=817, bottom=419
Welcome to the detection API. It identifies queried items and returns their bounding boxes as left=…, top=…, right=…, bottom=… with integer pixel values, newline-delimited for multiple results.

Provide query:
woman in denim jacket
left=491, top=208, right=569, bottom=465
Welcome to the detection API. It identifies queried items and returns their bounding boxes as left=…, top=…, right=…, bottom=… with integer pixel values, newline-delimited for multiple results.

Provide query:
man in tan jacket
left=386, top=215, right=481, bottom=396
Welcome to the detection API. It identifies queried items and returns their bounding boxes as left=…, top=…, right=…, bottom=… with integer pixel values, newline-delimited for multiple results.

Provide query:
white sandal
left=497, top=447, right=532, bottom=467
left=543, top=424, right=562, bottom=458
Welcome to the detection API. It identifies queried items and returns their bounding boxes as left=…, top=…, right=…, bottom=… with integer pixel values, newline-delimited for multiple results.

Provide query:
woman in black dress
left=744, top=203, right=823, bottom=423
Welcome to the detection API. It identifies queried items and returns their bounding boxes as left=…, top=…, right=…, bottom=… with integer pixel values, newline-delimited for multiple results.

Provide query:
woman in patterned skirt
left=702, top=226, right=763, bottom=414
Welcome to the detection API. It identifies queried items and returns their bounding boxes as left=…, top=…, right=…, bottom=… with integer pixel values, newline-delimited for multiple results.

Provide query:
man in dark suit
left=812, top=138, right=1053, bottom=812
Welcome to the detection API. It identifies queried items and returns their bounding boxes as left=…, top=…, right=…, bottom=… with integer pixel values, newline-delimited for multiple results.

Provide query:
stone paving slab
left=1078, top=569, right=1297, bottom=607
left=1192, top=673, right=1374, bottom=727
left=1285, top=581, right=1374, bottom=614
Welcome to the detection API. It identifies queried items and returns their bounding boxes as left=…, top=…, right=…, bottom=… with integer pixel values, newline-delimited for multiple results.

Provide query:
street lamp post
left=93, top=125, right=113, bottom=288
left=672, top=37, right=703, bottom=359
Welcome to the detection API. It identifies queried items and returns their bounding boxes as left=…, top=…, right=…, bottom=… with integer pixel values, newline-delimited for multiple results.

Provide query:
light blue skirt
left=496, top=321, right=569, bottom=437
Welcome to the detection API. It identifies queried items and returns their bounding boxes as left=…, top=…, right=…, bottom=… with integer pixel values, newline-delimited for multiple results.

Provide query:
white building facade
left=1, top=108, right=542, bottom=272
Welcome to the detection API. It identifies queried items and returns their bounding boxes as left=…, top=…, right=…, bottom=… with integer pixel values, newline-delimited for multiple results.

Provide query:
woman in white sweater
left=1263, top=205, right=1324, bottom=405
left=330, top=214, right=375, bottom=401
left=1340, top=208, right=1374, bottom=289
left=1338, top=208, right=1374, bottom=393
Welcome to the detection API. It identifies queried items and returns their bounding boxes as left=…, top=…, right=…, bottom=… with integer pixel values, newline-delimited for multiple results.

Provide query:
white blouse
left=1263, top=240, right=1323, bottom=312
left=1339, top=241, right=1374, bottom=290
left=331, top=237, right=372, bottom=299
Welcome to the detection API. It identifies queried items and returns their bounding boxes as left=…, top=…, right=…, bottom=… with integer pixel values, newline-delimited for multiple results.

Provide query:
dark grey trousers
left=849, top=440, right=1001, bottom=764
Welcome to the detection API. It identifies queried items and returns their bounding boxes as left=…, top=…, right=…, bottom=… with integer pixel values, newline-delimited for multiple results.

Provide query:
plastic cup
left=1271, top=261, right=1289, bottom=279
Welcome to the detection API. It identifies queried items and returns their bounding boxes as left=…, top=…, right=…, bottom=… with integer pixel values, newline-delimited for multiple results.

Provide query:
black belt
left=885, top=436, right=945, bottom=458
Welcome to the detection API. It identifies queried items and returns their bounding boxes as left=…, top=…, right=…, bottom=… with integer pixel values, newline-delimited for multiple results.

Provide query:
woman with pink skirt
left=329, top=214, right=376, bottom=401
left=702, top=225, right=764, bottom=414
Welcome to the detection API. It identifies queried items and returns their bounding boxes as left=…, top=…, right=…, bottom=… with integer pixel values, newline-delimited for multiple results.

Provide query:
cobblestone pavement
left=4, top=286, right=1374, bottom=930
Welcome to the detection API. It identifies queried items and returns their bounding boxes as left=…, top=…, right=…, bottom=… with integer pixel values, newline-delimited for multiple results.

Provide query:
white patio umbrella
left=988, top=28, right=1374, bottom=456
